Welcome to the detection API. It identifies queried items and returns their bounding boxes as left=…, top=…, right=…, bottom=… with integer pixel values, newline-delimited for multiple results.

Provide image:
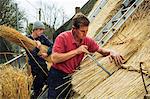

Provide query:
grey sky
left=15, top=0, right=89, bottom=23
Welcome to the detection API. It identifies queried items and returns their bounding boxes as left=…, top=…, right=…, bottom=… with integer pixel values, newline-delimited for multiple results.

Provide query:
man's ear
left=72, top=26, right=76, bottom=29
left=72, top=27, right=77, bottom=31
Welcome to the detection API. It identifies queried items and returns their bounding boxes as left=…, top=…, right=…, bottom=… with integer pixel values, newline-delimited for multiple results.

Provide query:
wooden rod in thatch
left=0, top=25, right=51, bottom=63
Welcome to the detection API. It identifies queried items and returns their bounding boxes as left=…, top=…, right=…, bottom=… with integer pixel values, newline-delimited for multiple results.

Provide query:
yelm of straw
left=0, top=65, right=33, bottom=99
left=0, top=25, right=52, bottom=63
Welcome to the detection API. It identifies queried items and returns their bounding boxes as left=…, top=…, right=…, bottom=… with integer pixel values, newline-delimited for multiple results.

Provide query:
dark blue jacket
left=27, top=34, right=53, bottom=75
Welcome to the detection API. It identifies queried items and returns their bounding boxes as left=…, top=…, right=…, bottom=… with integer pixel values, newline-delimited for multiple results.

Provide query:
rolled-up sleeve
left=52, top=35, right=65, bottom=53
left=86, top=37, right=101, bottom=53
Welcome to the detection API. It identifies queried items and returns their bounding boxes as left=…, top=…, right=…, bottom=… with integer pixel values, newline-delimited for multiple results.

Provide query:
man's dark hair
left=72, top=13, right=90, bottom=29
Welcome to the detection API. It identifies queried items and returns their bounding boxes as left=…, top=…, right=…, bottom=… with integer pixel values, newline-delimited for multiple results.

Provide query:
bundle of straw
left=0, top=84, right=2, bottom=99
left=0, top=25, right=51, bottom=63
left=0, top=64, right=33, bottom=99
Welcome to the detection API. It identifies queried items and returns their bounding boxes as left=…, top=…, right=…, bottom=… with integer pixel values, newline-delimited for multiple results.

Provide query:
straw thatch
left=0, top=64, right=33, bottom=99
left=88, top=0, right=122, bottom=38
left=0, top=25, right=51, bottom=63
left=86, top=69, right=150, bottom=99
left=72, top=0, right=150, bottom=98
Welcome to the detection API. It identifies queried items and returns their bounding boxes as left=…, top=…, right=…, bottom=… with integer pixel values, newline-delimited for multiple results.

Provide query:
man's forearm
left=51, top=49, right=78, bottom=64
left=97, top=47, right=110, bottom=56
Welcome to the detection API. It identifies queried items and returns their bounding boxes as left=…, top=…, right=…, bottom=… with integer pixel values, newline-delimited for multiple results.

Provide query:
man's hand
left=35, top=40, right=41, bottom=49
left=40, top=53, right=48, bottom=58
left=109, top=51, right=124, bottom=67
left=76, top=45, right=89, bottom=54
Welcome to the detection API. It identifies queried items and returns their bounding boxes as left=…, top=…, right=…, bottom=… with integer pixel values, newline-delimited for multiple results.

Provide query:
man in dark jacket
left=26, top=21, right=53, bottom=99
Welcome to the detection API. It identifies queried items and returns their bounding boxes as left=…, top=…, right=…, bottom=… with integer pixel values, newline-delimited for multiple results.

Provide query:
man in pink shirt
left=48, top=13, right=124, bottom=99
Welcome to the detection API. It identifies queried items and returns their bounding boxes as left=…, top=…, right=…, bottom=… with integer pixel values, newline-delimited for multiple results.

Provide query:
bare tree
left=40, top=1, right=69, bottom=30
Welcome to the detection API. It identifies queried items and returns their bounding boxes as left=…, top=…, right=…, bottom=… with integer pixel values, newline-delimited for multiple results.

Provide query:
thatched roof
left=72, top=0, right=150, bottom=98
left=87, top=0, right=122, bottom=38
